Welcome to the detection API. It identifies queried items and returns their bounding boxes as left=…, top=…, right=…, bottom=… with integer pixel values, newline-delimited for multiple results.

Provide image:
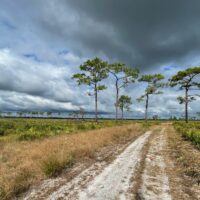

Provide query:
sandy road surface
left=48, top=131, right=152, bottom=200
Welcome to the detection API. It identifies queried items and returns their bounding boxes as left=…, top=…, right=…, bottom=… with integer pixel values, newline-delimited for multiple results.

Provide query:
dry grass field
left=0, top=120, right=144, bottom=199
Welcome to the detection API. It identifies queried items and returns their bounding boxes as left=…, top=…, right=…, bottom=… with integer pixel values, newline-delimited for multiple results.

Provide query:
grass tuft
left=42, top=154, right=74, bottom=177
left=12, top=169, right=33, bottom=196
left=0, top=186, right=6, bottom=200
left=42, top=157, right=63, bottom=177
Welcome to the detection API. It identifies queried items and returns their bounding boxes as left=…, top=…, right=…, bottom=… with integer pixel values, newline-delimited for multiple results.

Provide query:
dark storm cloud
left=64, top=0, right=200, bottom=69
left=2, top=0, right=200, bottom=69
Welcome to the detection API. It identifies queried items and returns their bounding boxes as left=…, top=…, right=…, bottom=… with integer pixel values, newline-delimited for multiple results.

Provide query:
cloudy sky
left=0, top=0, right=200, bottom=118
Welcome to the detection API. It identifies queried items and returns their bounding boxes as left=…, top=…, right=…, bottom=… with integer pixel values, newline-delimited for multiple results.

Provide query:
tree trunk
left=185, top=87, right=188, bottom=123
left=145, top=94, right=149, bottom=121
left=115, top=80, right=119, bottom=120
left=95, top=84, right=98, bottom=122
left=121, top=107, right=124, bottom=120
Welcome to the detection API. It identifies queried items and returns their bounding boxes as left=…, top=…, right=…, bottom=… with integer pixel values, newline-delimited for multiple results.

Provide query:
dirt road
left=24, top=125, right=200, bottom=200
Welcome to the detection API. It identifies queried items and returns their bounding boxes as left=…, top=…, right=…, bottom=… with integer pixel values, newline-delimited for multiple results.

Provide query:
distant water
left=1, top=111, right=198, bottom=120
left=0, top=111, right=144, bottom=119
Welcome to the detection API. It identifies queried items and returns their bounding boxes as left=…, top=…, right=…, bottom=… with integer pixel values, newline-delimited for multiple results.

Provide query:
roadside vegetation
left=167, top=125, right=200, bottom=194
left=0, top=118, right=132, bottom=141
left=173, top=121, right=200, bottom=149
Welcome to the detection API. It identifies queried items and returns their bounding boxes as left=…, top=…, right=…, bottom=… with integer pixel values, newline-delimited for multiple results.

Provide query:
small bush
left=0, top=128, right=5, bottom=136
left=0, top=186, right=6, bottom=200
left=17, top=132, right=40, bottom=141
left=17, top=130, right=50, bottom=141
left=90, top=124, right=97, bottom=130
left=174, top=122, right=200, bottom=149
left=42, top=155, right=74, bottom=178
left=77, top=123, right=87, bottom=130
left=42, top=158, right=63, bottom=177
left=12, top=169, right=33, bottom=197
left=0, top=127, right=16, bottom=136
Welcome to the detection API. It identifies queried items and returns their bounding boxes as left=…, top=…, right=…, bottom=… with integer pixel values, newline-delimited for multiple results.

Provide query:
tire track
left=137, top=128, right=172, bottom=200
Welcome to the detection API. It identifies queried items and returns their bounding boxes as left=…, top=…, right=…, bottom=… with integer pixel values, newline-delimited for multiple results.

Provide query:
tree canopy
left=109, top=63, right=139, bottom=87
left=170, top=67, right=200, bottom=88
left=72, top=57, right=109, bottom=122
left=169, top=66, right=200, bottom=122
left=138, top=74, right=165, bottom=101
left=118, top=95, right=132, bottom=119
left=109, top=62, right=139, bottom=120
left=137, top=74, right=165, bottom=120
left=72, top=57, right=108, bottom=90
left=118, top=95, right=132, bottom=111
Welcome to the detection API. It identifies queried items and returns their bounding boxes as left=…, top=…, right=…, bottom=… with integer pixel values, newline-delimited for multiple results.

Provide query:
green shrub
left=90, top=124, right=97, bottom=130
left=174, top=122, right=200, bottom=149
left=12, top=169, right=33, bottom=197
left=17, top=131, right=48, bottom=141
left=77, top=123, right=87, bottom=130
left=0, top=128, right=5, bottom=136
left=42, top=155, right=74, bottom=177
left=0, top=118, right=132, bottom=140
left=42, top=158, right=63, bottom=177
left=0, top=186, right=6, bottom=200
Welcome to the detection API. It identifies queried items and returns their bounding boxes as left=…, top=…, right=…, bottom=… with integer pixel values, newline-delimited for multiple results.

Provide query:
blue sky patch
left=1, top=19, right=16, bottom=30
left=24, top=53, right=41, bottom=62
